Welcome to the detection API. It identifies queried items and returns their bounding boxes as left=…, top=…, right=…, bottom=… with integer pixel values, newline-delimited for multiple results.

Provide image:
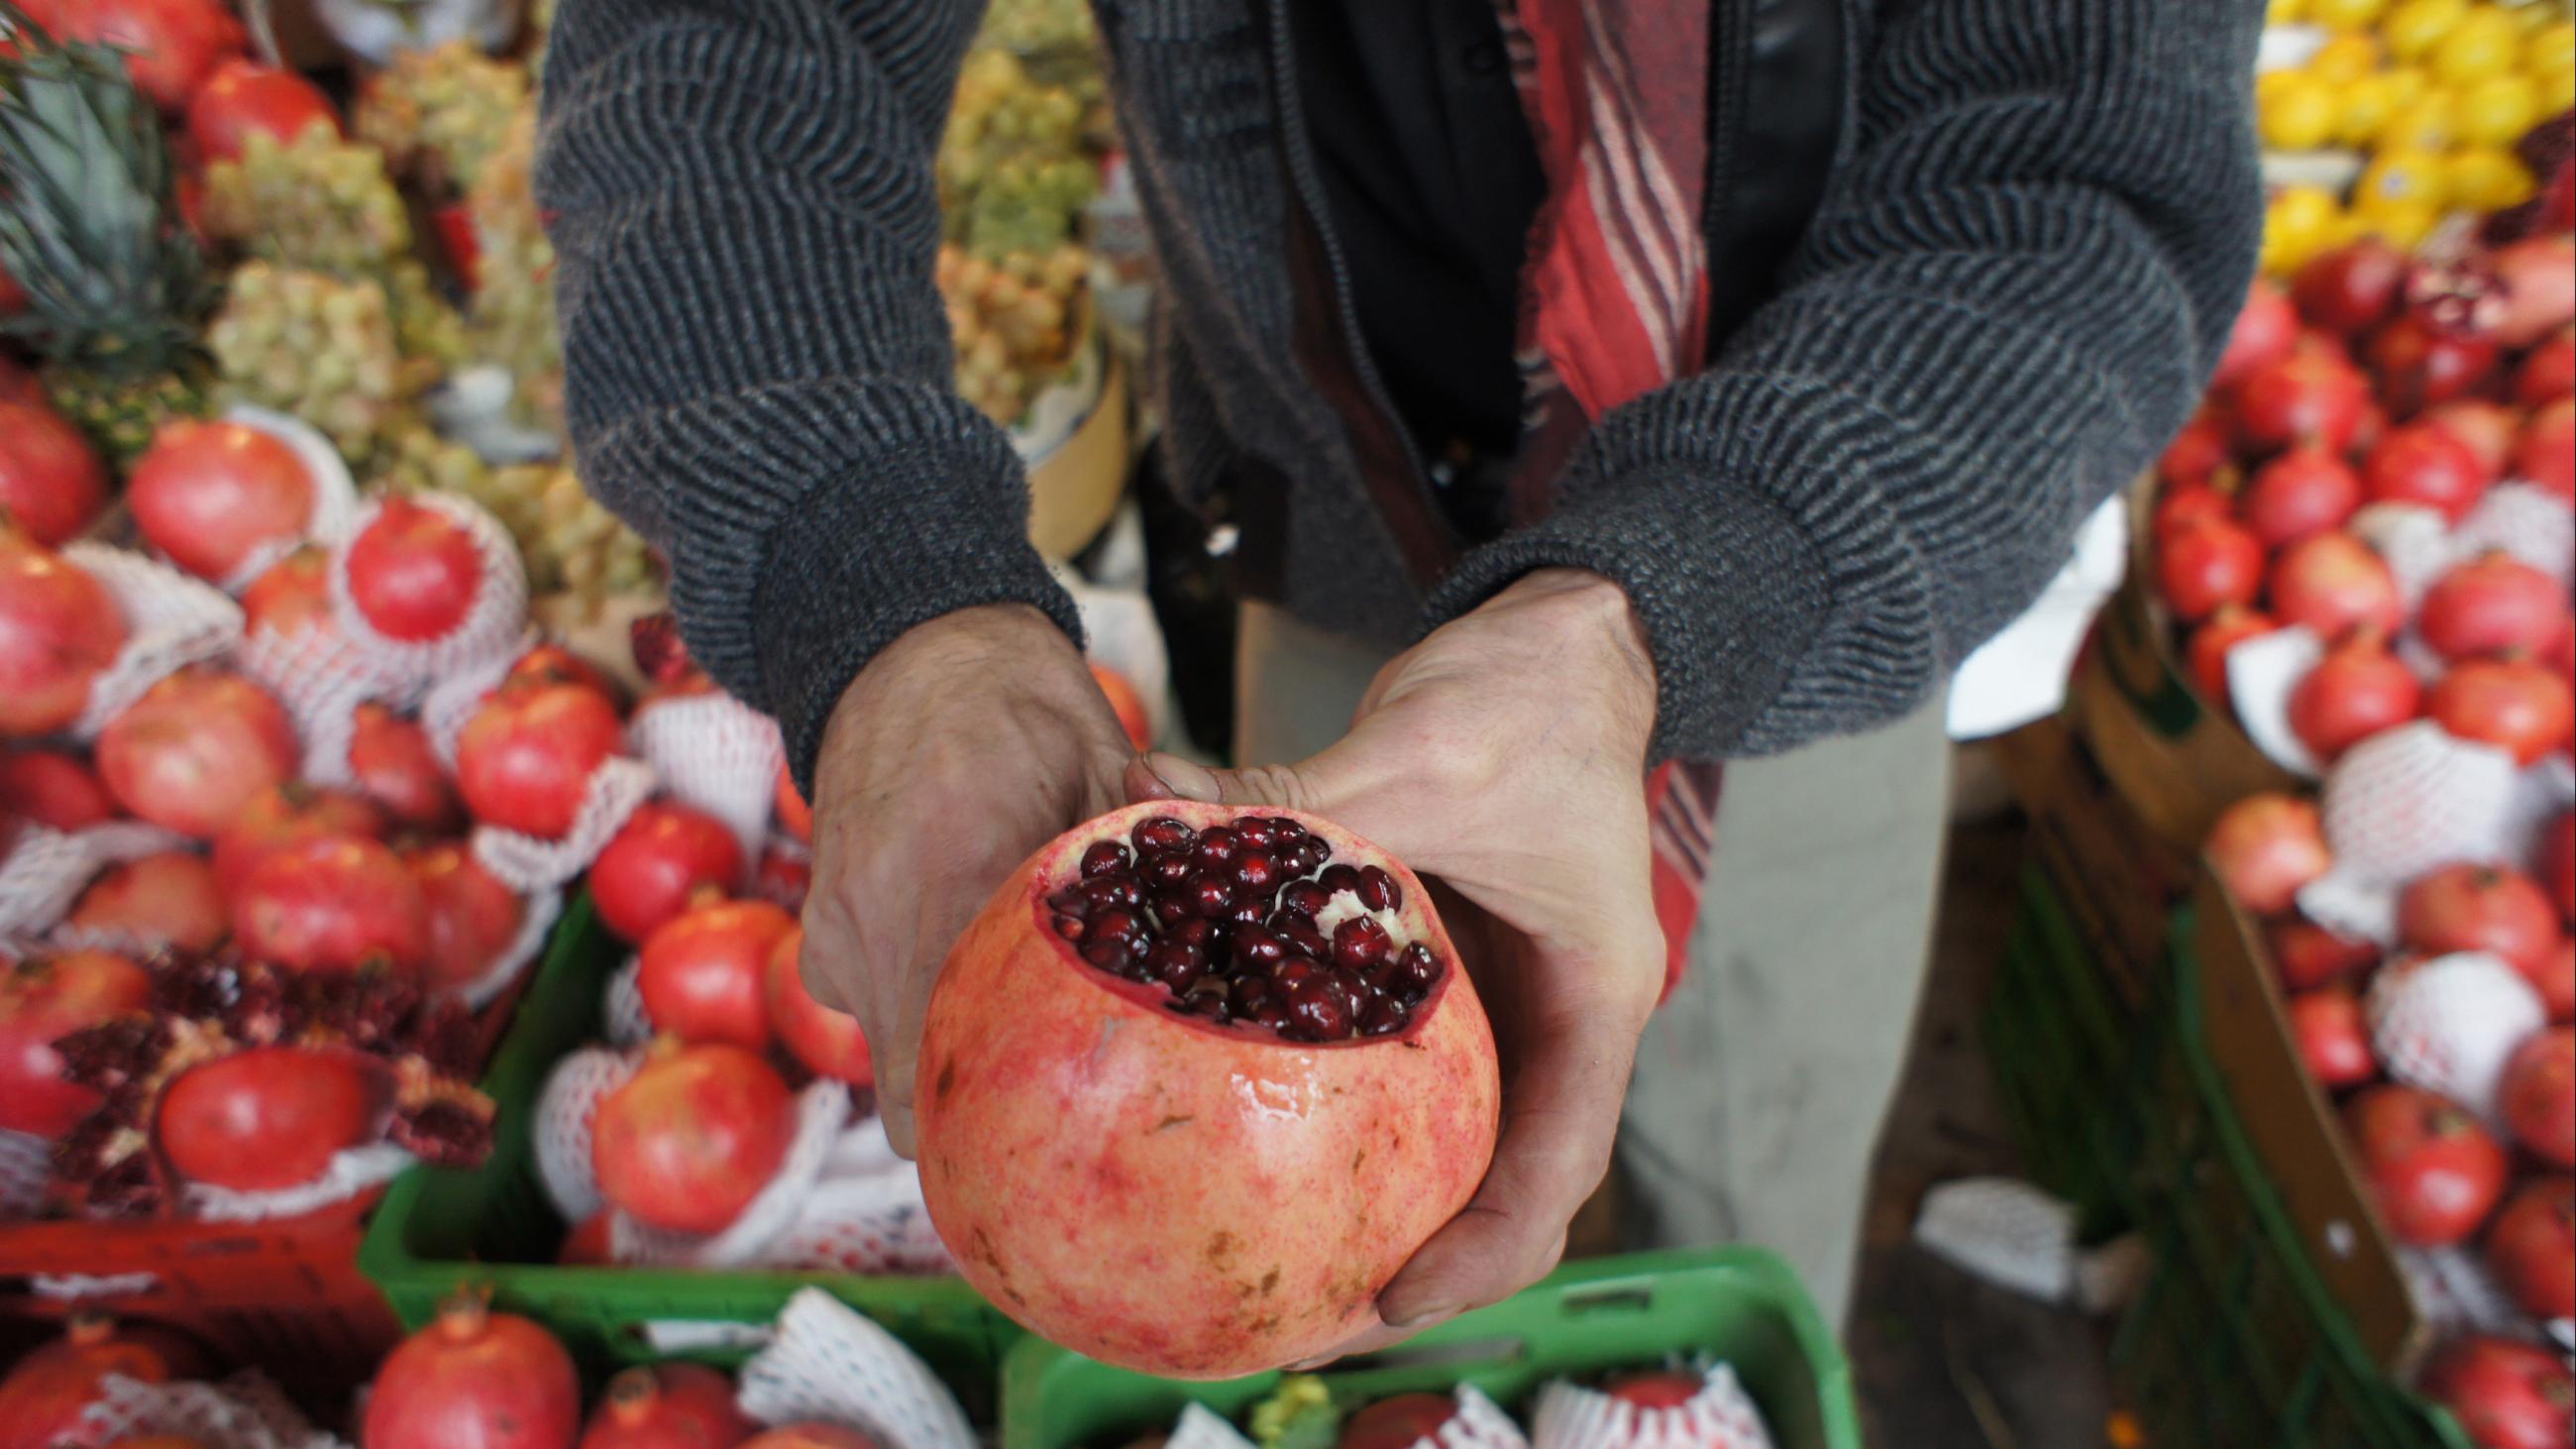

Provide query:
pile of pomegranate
left=2208, top=791, right=2574, bottom=1442
left=2151, top=232, right=2574, bottom=775
left=1111, top=1364, right=1760, bottom=1449
left=916, top=800, right=1499, bottom=1379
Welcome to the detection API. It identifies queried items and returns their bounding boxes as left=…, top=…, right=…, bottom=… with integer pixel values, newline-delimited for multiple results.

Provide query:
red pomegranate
left=0, top=528, right=127, bottom=738
left=2428, top=659, right=2574, bottom=765
left=766, top=926, right=872, bottom=1086
left=349, top=703, right=464, bottom=833
left=2398, top=864, right=2561, bottom=976
left=1336, top=1395, right=1457, bottom=1449
left=2519, top=396, right=2574, bottom=500
left=46, top=0, right=243, bottom=111
left=2153, top=480, right=2236, bottom=538
left=159, top=1046, right=378, bottom=1190
left=638, top=898, right=795, bottom=1051
left=2493, top=234, right=2576, bottom=348
left=211, top=783, right=387, bottom=895
left=2362, top=422, right=2491, bottom=519
left=1090, top=661, right=1152, bottom=751
left=2267, top=532, right=2404, bottom=641
left=2485, top=1176, right=2575, bottom=1320
left=735, top=1429, right=883, bottom=1449
left=2500, top=1029, right=2574, bottom=1168
left=590, top=802, right=746, bottom=944
left=2242, top=447, right=2361, bottom=547
left=577, top=1363, right=758, bottom=1449
left=2420, top=1335, right=2573, bottom=1449
left=239, top=544, right=334, bottom=637
left=774, top=764, right=812, bottom=845
left=558, top=1209, right=615, bottom=1265
left=2418, top=554, right=2569, bottom=662
left=2518, top=327, right=2576, bottom=407
left=125, top=420, right=313, bottom=582
left=2367, top=315, right=2499, bottom=418
left=916, top=801, right=1500, bottom=1379
left=231, top=835, right=430, bottom=974
left=754, top=844, right=810, bottom=916
left=2215, top=277, right=2302, bottom=386
left=2343, top=1083, right=2508, bottom=1246
left=2541, top=811, right=2574, bottom=922
left=346, top=497, right=483, bottom=641
left=2158, top=409, right=2236, bottom=492
left=0, top=949, right=150, bottom=1138
left=0, top=1316, right=206, bottom=1449
left=2532, top=936, right=2576, bottom=1023
left=2287, top=636, right=2420, bottom=760
left=2186, top=608, right=2275, bottom=704
left=410, top=844, right=525, bottom=994
left=66, top=849, right=224, bottom=951
left=2155, top=516, right=2264, bottom=621
left=184, top=57, right=337, bottom=163
left=2292, top=239, right=2405, bottom=338
left=96, top=668, right=297, bottom=838
left=456, top=682, right=624, bottom=839
left=0, top=748, right=116, bottom=830
left=2205, top=794, right=2331, bottom=916
left=2423, top=399, right=2516, bottom=478
left=0, top=398, right=107, bottom=546
left=1605, top=1370, right=1706, bottom=1408
left=2234, top=351, right=2371, bottom=455
left=506, top=643, right=627, bottom=705
left=2288, top=984, right=2377, bottom=1089
left=2267, top=917, right=2379, bottom=990
left=363, top=1290, right=583, bottom=1449
left=593, top=1038, right=797, bottom=1235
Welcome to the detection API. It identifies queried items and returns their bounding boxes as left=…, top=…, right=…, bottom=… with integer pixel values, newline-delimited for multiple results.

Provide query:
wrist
left=821, top=604, right=1109, bottom=764
left=1494, top=569, right=1659, bottom=744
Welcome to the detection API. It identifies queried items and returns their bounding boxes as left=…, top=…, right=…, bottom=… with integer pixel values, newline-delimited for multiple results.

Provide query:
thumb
left=1127, top=746, right=1385, bottom=824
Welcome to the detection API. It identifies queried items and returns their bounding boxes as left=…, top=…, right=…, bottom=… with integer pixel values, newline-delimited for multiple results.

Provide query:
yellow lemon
left=2360, top=194, right=2443, bottom=249
left=2267, top=0, right=2306, bottom=22
left=2308, top=0, right=2388, bottom=29
left=2454, top=72, right=2540, bottom=146
left=2382, top=64, right=2434, bottom=108
left=2383, top=0, right=2469, bottom=60
left=2382, top=92, right=2459, bottom=150
left=2529, top=21, right=2576, bottom=75
left=2338, top=71, right=2408, bottom=143
left=2311, top=33, right=2385, bottom=81
left=2509, top=2, right=2560, bottom=35
left=2539, top=63, right=2575, bottom=115
left=2262, top=184, right=2346, bottom=276
left=2446, top=148, right=2535, bottom=210
left=2261, top=70, right=2345, bottom=150
left=2431, top=8, right=2521, bottom=84
left=2358, top=147, right=2450, bottom=210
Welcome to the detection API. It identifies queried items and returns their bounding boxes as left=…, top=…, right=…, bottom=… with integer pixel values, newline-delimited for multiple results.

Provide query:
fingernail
left=1143, top=751, right=1222, bottom=803
left=1287, top=1353, right=1338, bottom=1371
left=1383, top=1302, right=1456, bottom=1331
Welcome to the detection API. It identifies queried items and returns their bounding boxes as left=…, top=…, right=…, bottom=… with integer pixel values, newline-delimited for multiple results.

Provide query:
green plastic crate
left=997, top=1248, right=1858, bottom=1449
left=357, top=893, right=1021, bottom=1416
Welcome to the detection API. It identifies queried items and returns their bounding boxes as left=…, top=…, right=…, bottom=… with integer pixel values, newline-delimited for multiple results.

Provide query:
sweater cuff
left=1424, top=474, right=1825, bottom=763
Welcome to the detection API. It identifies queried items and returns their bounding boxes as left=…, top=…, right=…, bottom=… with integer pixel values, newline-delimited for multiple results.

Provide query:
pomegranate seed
left=1318, top=864, right=1361, bottom=896
left=1077, top=876, right=1124, bottom=911
left=1190, top=828, right=1236, bottom=870
left=1082, top=940, right=1131, bottom=972
left=1274, top=956, right=1321, bottom=989
left=1168, top=917, right=1214, bottom=948
left=1276, top=917, right=1329, bottom=959
left=1234, top=927, right=1287, bottom=968
left=1233, top=819, right=1279, bottom=851
left=1332, top=916, right=1392, bottom=971
left=1263, top=816, right=1307, bottom=841
left=1223, top=898, right=1268, bottom=932
left=1081, top=840, right=1131, bottom=878
left=1283, top=980, right=1351, bottom=1041
left=1391, top=943, right=1440, bottom=998
left=1145, top=939, right=1208, bottom=990
left=1252, top=1001, right=1293, bottom=1033
left=1276, top=880, right=1330, bottom=920
left=1230, top=975, right=1280, bottom=1015
left=1355, top=865, right=1399, bottom=911
left=1152, top=885, right=1195, bottom=922
left=1189, top=874, right=1235, bottom=918
left=1360, top=995, right=1407, bottom=1035
left=1132, top=817, right=1194, bottom=856
left=1229, top=851, right=1279, bottom=893
left=1282, top=837, right=1330, bottom=875
left=1091, top=908, right=1144, bottom=944
left=1328, top=966, right=1369, bottom=1018
left=1051, top=914, right=1085, bottom=941
left=1046, top=887, right=1088, bottom=917
left=1147, top=853, right=1193, bottom=887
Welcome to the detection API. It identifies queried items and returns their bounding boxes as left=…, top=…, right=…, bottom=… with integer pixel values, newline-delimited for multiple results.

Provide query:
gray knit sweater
left=536, top=0, right=2262, bottom=781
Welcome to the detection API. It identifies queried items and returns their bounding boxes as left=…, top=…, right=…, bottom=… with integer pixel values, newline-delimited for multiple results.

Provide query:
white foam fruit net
left=2452, top=483, right=2576, bottom=586
left=184, top=1143, right=417, bottom=1223
left=61, top=543, right=245, bottom=741
left=735, top=1286, right=976, bottom=1449
left=214, top=404, right=365, bottom=594
left=612, top=1081, right=853, bottom=1270
left=2366, top=952, right=2548, bottom=1125
left=2348, top=502, right=2457, bottom=609
left=1166, top=1402, right=1258, bottom=1449
left=533, top=1045, right=635, bottom=1225
left=629, top=693, right=786, bottom=861
left=453, top=883, right=562, bottom=1011
left=2401, top=1247, right=2526, bottom=1340
left=419, top=629, right=538, bottom=766
left=0, top=1126, right=52, bottom=1218
left=324, top=492, right=530, bottom=707
left=602, top=958, right=652, bottom=1047
left=472, top=755, right=657, bottom=894
left=1531, top=1366, right=1776, bottom=1449
left=233, top=618, right=379, bottom=788
left=2301, top=723, right=2527, bottom=943
left=741, top=1118, right=953, bottom=1278
left=76, top=1370, right=346, bottom=1449
left=2224, top=624, right=2327, bottom=780
left=0, top=821, right=189, bottom=949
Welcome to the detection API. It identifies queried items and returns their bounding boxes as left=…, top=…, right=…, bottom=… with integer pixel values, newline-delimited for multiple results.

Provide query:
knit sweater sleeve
left=536, top=0, right=1082, bottom=786
left=1426, top=0, right=2263, bottom=762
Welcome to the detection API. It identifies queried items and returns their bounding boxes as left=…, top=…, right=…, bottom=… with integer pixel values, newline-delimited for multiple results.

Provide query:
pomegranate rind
left=915, top=800, right=1500, bottom=1379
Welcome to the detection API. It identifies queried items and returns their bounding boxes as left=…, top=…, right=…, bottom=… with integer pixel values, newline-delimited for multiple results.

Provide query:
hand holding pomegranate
left=803, top=603, right=1135, bottom=1151
left=1132, top=568, right=1665, bottom=1356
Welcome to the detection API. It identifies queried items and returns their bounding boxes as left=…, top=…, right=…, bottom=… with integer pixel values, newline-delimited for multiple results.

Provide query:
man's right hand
left=797, top=604, right=1134, bottom=1156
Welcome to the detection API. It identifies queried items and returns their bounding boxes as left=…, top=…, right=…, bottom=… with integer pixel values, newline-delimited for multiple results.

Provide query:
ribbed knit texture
left=540, top=0, right=2261, bottom=780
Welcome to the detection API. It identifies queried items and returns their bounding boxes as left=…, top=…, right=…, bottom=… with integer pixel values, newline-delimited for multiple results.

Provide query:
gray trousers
left=1234, top=603, right=1949, bottom=1323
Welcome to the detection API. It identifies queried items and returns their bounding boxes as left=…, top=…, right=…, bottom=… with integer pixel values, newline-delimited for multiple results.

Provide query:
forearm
left=539, top=0, right=1080, bottom=786
left=1433, top=0, right=2263, bottom=762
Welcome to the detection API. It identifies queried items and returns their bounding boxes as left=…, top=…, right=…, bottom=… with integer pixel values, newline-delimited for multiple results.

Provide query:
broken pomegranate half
left=915, top=800, right=1499, bottom=1380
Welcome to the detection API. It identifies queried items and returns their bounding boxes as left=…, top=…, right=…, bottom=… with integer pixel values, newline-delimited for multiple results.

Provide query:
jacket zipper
left=1703, top=0, right=1752, bottom=255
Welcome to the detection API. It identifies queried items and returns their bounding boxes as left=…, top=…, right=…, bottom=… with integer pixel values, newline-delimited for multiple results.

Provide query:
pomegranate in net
left=363, top=1289, right=582, bottom=1449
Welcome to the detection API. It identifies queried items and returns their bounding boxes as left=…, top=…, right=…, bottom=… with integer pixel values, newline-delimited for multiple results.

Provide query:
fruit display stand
left=357, top=892, right=1023, bottom=1419
left=998, top=1248, right=1860, bottom=1449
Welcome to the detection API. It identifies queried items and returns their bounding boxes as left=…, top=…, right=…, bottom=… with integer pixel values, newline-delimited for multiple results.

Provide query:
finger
left=1376, top=1003, right=1639, bottom=1326
left=1130, top=743, right=1419, bottom=838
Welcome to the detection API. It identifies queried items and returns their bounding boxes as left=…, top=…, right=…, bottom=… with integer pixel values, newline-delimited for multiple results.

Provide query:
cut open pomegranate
left=916, top=800, right=1499, bottom=1380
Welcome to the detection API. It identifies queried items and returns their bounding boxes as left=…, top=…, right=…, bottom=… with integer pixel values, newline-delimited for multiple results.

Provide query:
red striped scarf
left=1501, top=0, right=1724, bottom=1001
